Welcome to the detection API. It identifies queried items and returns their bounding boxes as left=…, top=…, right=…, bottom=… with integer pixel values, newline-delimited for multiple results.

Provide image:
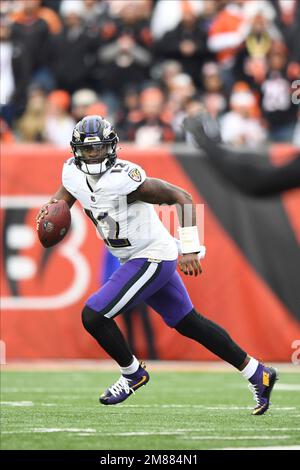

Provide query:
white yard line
left=231, top=428, right=300, bottom=431
left=1, top=429, right=186, bottom=436
left=2, top=401, right=296, bottom=411
left=32, top=428, right=97, bottom=433
left=184, top=436, right=290, bottom=440
left=0, top=401, right=33, bottom=406
left=176, top=428, right=300, bottom=432
left=2, top=427, right=299, bottom=438
left=275, top=384, right=300, bottom=391
left=1, top=388, right=47, bottom=392
left=121, top=404, right=296, bottom=411
left=1, top=400, right=298, bottom=416
left=1, top=401, right=57, bottom=407
left=2, top=390, right=91, bottom=393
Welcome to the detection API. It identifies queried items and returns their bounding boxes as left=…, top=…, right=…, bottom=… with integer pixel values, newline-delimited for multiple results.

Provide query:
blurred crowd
left=0, top=0, right=299, bottom=148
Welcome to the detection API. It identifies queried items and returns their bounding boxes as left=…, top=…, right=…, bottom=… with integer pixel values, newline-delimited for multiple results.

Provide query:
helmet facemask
left=71, top=116, right=119, bottom=175
left=73, top=142, right=116, bottom=175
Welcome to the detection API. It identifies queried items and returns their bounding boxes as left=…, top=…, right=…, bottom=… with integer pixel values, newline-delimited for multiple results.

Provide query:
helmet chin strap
left=83, top=158, right=110, bottom=175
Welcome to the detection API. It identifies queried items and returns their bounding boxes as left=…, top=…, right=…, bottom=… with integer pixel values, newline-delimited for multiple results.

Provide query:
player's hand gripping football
left=36, top=199, right=58, bottom=231
left=179, top=253, right=202, bottom=277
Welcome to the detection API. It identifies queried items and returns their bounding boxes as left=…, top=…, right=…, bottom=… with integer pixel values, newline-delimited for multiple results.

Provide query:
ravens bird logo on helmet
left=70, top=115, right=119, bottom=175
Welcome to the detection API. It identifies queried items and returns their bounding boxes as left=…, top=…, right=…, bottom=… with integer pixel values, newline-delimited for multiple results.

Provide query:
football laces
left=108, top=376, right=135, bottom=397
left=248, top=383, right=262, bottom=406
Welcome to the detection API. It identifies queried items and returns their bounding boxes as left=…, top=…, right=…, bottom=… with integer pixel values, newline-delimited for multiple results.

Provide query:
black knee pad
left=82, top=305, right=100, bottom=333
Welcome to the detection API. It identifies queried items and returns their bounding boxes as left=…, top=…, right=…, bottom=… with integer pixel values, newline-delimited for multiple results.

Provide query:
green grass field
left=1, top=369, right=300, bottom=450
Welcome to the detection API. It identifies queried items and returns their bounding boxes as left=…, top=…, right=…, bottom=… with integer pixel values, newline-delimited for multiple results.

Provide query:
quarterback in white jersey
left=36, top=115, right=277, bottom=414
left=62, top=156, right=178, bottom=263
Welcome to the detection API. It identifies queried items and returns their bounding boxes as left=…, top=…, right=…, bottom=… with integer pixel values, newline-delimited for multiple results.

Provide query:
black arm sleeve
left=204, top=141, right=300, bottom=197
left=184, top=112, right=300, bottom=197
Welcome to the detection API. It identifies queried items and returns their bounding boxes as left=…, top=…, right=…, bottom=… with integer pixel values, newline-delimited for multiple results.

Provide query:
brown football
left=38, top=200, right=71, bottom=248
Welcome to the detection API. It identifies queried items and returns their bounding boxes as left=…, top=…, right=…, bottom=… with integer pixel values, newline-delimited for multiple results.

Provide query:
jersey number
left=84, top=210, right=131, bottom=248
left=110, top=162, right=129, bottom=173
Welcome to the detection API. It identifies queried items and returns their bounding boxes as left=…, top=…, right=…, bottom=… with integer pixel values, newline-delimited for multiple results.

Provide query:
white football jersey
left=62, top=157, right=178, bottom=262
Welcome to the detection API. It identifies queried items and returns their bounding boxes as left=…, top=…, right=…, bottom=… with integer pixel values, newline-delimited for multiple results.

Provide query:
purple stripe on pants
left=86, top=258, right=193, bottom=327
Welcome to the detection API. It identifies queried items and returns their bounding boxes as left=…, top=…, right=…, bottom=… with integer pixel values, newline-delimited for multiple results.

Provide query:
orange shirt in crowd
left=208, top=5, right=246, bottom=65
left=10, top=7, right=62, bottom=34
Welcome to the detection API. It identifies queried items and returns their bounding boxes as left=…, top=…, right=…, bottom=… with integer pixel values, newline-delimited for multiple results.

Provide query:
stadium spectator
left=9, top=0, right=53, bottom=114
left=200, top=62, right=228, bottom=118
left=0, top=22, right=30, bottom=121
left=16, top=84, right=47, bottom=142
left=95, top=0, right=153, bottom=102
left=207, top=0, right=249, bottom=89
left=126, top=87, right=175, bottom=145
left=166, top=73, right=196, bottom=117
left=164, top=72, right=198, bottom=140
left=33, top=0, right=62, bottom=35
left=234, top=2, right=281, bottom=87
left=151, top=0, right=204, bottom=41
left=261, top=41, right=298, bottom=142
left=220, top=82, right=267, bottom=147
left=42, top=0, right=62, bottom=14
left=50, top=0, right=98, bottom=93
left=0, top=16, right=15, bottom=107
left=172, top=95, right=204, bottom=141
left=0, top=0, right=18, bottom=16
left=151, top=60, right=183, bottom=95
left=82, top=0, right=109, bottom=32
left=44, top=89, right=75, bottom=147
left=115, top=86, right=140, bottom=140
left=10, top=0, right=62, bottom=35
left=199, top=0, right=220, bottom=33
left=156, top=0, right=212, bottom=86
left=272, top=0, right=300, bottom=63
left=106, top=0, right=152, bottom=19
left=71, top=88, right=98, bottom=122
left=85, top=101, right=108, bottom=119
left=184, top=97, right=204, bottom=117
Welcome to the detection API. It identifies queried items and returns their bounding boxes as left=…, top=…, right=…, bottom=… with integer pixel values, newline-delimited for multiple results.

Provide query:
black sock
left=175, top=309, right=247, bottom=368
left=82, top=306, right=133, bottom=367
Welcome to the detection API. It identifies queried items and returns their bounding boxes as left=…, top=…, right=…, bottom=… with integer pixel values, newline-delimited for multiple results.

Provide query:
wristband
left=178, top=226, right=201, bottom=254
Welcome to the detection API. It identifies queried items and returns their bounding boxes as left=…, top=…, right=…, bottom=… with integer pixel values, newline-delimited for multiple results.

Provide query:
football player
left=36, top=115, right=277, bottom=415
